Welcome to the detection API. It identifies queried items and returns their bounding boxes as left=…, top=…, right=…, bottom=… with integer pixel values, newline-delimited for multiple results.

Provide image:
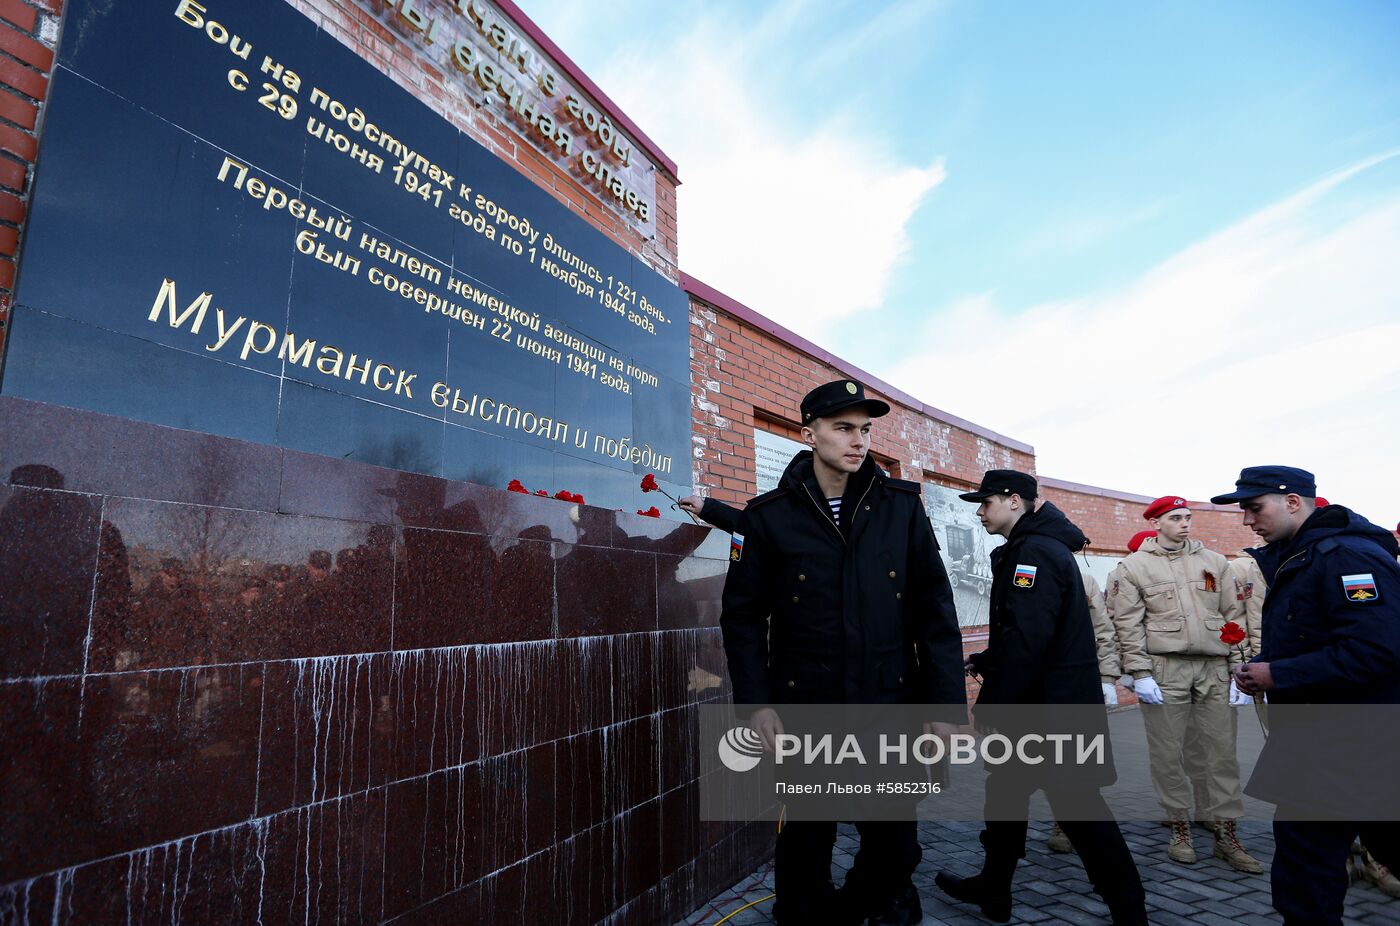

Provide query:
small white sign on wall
left=753, top=429, right=807, bottom=494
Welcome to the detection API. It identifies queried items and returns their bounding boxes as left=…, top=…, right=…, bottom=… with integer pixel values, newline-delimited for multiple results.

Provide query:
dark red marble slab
left=382, top=881, right=480, bottom=925
left=604, top=715, right=660, bottom=820
left=659, top=705, right=702, bottom=797
left=393, top=528, right=552, bottom=649
left=657, top=553, right=729, bottom=630
left=88, top=498, right=393, bottom=671
left=261, top=789, right=387, bottom=925
left=0, top=666, right=261, bottom=881
left=256, top=654, right=395, bottom=816
left=6, top=818, right=272, bottom=926
left=0, top=396, right=282, bottom=512
left=556, top=545, right=658, bottom=637
left=612, top=632, right=658, bottom=723
left=280, top=447, right=621, bottom=546
left=476, top=641, right=566, bottom=756
left=381, top=766, right=482, bottom=921
left=0, top=484, right=101, bottom=679
left=386, top=647, right=479, bottom=782
left=554, top=636, right=616, bottom=740
left=661, top=782, right=703, bottom=882
left=479, top=742, right=556, bottom=874
left=557, top=729, right=607, bottom=840
left=611, top=797, right=663, bottom=910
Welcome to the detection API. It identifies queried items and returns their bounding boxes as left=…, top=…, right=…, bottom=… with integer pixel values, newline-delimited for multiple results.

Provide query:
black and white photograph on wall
left=922, top=481, right=1003, bottom=627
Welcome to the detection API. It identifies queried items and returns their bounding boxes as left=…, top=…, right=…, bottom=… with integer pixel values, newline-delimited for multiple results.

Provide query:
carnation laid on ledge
left=637, top=506, right=661, bottom=518
left=638, top=473, right=700, bottom=523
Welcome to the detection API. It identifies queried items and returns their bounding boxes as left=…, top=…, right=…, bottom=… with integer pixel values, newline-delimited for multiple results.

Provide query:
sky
left=521, top=0, right=1400, bottom=528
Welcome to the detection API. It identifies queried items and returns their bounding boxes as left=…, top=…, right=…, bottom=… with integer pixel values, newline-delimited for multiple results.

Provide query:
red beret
left=1127, top=529, right=1155, bottom=553
left=1143, top=495, right=1189, bottom=520
left=1314, top=496, right=1329, bottom=508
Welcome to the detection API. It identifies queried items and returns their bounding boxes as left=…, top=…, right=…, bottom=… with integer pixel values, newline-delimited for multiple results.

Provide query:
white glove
left=1133, top=676, right=1165, bottom=705
left=1228, top=680, right=1252, bottom=706
left=1102, top=681, right=1119, bottom=706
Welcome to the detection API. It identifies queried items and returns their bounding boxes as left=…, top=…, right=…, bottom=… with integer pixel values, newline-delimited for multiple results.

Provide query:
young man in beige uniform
left=1111, top=496, right=1262, bottom=873
left=1045, top=566, right=1125, bottom=853
left=1232, top=548, right=1267, bottom=659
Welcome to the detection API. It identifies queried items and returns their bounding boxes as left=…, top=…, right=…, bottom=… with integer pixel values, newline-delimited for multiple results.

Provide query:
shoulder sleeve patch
left=1013, top=564, right=1038, bottom=588
left=1342, top=573, right=1379, bottom=603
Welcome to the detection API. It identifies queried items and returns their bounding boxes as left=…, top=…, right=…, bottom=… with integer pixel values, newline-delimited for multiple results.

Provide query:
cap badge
left=845, top=382, right=857, bottom=394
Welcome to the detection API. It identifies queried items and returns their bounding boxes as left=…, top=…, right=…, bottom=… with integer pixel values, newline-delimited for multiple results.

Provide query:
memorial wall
left=0, top=3, right=766, bottom=924
left=0, top=2, right=1262, bottom=923
left=3, top=0, right=692, bottom=515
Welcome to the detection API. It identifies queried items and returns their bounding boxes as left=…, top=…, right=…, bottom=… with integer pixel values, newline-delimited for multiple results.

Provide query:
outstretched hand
left=1234, top=662, right=1274, bottom=695
left=749, top=707, right=785, bottom=752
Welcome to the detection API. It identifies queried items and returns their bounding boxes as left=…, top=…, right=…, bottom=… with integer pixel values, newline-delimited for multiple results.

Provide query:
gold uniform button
left=788, top=680, right=796, bottom=688
left=792, top=596, right=800, bottom=603
left=888, top=571, right=897, bottom=579
left=798, top=574, right=807, bottom=582
left=895, top=592, right=902, bottom=600
left=864, top=505, right=871, bottom=511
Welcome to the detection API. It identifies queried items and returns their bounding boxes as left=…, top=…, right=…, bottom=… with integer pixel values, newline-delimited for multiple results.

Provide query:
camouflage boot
left=1212, top=820, right=1263, bottom=874
left=1046, top=823, right=1072, bottom=854
left=1361, top=845, right=1400, bottom=898
left=1167, top=818, right=1197, bottom=864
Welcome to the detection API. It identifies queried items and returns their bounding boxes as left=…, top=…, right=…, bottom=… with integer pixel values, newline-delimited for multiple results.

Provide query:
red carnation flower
left=507, top=479, right=528, bottom=494
left=640, top=474, right=660, bottom=493
left=571, top=493, right=586, bottom=504
left=554, top=490, right=573, bottom=501
left=637, top=506, right=660, bottom=518
left=534, top=489, right=549, bottom=497
left=1220, top=621, right=1246, bottom=647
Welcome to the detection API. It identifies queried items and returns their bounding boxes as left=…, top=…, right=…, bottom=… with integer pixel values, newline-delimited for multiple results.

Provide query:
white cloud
left=886, top=152, right=1400, bottom=528
left=581, top=8, right=947, bottom=339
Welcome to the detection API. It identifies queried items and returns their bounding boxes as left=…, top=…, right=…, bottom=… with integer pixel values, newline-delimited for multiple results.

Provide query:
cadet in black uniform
left=720, top=379, right=966, bottom=925
left=1213, top=465, right=1400, bottom=926
left=936, top=470, right=1147, bottom=925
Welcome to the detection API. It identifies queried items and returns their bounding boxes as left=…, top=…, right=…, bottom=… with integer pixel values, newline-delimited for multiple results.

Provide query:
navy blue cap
left=959, top=469, right=1038, bottom=502
left=800, top=379, right=891, bottom=424
left=1210, top=465, right=1317, bottom=504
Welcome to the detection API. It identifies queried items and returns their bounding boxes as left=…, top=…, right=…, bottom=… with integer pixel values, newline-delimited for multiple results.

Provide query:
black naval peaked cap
left=959, top=469, right=1039, bottom=502
left=1210, top=465, right=1317, bottom=504
left=799, top=379, right=891, bottom=424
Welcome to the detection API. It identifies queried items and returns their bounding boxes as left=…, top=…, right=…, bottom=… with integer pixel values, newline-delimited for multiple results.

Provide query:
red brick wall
left=1041, top=479, right=1258, bottom=556
left=688, top=285, right=1035, bottom=508
left=0, top=0, right=60, bottom=357
left=685, top=281, right=1259, bottom=561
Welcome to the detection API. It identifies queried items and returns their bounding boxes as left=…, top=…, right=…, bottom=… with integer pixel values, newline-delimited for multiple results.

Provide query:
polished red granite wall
left=0, top=393, right=772, bottom=924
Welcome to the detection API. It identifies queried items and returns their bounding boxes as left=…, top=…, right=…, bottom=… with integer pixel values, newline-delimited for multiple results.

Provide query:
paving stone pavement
left=675, top=819, right=1400, bottom=925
